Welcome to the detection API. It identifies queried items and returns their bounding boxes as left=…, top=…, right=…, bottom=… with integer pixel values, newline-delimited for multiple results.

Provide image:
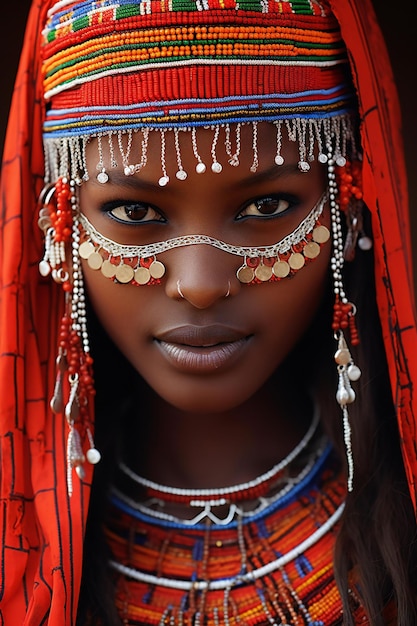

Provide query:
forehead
left=83, top=122, right=324, bottom=185
left=80, top=124, right=328, bottom=207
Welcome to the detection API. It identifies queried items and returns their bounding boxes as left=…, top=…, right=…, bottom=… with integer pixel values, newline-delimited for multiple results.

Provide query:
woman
left=1, top=0, right=416, bottom=624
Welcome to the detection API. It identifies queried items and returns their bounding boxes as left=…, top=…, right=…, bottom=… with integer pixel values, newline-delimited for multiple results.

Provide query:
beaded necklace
left=104, top=440, right=368, bottom=625
left=118, top=408, right=320, bottom=512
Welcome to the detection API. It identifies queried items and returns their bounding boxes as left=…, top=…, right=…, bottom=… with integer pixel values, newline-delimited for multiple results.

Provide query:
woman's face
left=79, top=123, right=330, bottom=413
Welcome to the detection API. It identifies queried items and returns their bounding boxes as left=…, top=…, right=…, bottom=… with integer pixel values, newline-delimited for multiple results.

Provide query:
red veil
left=0, top=0, right=416, bottom=623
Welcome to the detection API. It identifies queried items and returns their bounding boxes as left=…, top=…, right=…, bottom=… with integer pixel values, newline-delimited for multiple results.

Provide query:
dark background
left=1, top=1, right=416, bottom=285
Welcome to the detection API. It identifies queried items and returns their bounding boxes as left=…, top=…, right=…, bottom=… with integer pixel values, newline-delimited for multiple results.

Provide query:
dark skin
left=79, top=123, right=330, bottom=490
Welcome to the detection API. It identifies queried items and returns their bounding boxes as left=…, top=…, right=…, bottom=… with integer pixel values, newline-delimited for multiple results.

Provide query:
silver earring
left=327, top=150, right=361, bottom=493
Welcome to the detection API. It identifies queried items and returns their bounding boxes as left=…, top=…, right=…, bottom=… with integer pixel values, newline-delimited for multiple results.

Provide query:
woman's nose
left=164, top=244, right=239, bottom=309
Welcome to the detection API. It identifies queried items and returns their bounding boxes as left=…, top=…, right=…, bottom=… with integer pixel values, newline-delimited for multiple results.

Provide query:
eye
left=237, top=196, right=292, bottom=219
left=105, top=202, right=165, bottom=224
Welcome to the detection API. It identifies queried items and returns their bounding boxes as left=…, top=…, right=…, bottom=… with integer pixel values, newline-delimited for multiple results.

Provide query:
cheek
left=80, top=236, right=331, bottom=414
left=82, top=263, right=151, bottom=348
left=251, top=248, right=331, bottom=366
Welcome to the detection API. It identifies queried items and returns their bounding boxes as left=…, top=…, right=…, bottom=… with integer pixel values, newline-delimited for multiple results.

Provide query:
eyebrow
left=238, top=162, right=302, bottom=188
left=91, top=170, right=162, bottom=192
left=90, top=162, right=302, bottom=191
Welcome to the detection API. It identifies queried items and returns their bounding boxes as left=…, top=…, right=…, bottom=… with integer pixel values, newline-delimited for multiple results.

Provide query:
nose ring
left=177, top=279, right=231, bottom=300
left=177, top=280, right=185, bottom=299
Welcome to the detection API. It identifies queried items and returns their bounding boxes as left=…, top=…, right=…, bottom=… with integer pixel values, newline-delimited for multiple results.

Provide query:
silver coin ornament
left=78, top=234, right=166, bottom=286
left=235, top=223, right=330, bottom=284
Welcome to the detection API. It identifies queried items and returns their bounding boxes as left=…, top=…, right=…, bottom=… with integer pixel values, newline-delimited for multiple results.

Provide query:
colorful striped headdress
left=41, top=0, right=358, bottom=184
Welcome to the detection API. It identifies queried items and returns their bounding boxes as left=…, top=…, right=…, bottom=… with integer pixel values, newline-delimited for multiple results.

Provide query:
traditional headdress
left=41, top=0, right=358, bottom=184
left=0, top=0, right=416, bottom=624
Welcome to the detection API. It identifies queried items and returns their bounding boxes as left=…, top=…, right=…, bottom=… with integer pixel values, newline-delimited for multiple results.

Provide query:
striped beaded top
left=104, top=445, right=370, bottom=625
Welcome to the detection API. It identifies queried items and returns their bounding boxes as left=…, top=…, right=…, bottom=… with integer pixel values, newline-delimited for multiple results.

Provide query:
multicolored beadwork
left=43, top=0, right=347, bottom=88
left=105, top=444, right=368, bottom=625
left=41, top=0, right=358, bottom=183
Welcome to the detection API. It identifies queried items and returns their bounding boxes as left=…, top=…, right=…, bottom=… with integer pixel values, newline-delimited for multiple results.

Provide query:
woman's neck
left=124, top=374, right=314, bottom=490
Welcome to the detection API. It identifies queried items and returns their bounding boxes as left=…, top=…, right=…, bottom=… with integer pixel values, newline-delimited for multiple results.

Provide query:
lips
left=154, top=325, right=251, bottom=372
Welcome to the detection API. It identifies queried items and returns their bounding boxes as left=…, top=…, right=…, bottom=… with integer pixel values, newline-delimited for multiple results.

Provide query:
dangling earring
left=336, top=159, right=372, bottom=261
left=38, top=177, right=101, bottom=496
left=326, top=153, right=366, bottom=493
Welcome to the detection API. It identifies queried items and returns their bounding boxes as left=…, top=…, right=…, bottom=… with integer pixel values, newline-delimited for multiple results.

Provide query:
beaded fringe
left=43, top=115, right=357, bottom=185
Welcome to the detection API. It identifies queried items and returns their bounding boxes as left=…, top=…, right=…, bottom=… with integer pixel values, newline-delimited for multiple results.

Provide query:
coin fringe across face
left=78, top=220, right=330, bottom=286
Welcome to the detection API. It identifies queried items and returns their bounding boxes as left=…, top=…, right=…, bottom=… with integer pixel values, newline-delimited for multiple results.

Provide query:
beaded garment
left=104, top=443, right=368, bottom=625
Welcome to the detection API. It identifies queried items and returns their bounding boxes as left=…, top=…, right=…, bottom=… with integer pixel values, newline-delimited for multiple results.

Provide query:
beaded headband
left=41, top=0, right=358, bottom=184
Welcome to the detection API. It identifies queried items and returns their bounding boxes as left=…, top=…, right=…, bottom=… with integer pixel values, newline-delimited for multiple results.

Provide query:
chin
left=145, top=378, right=259, bottom=414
